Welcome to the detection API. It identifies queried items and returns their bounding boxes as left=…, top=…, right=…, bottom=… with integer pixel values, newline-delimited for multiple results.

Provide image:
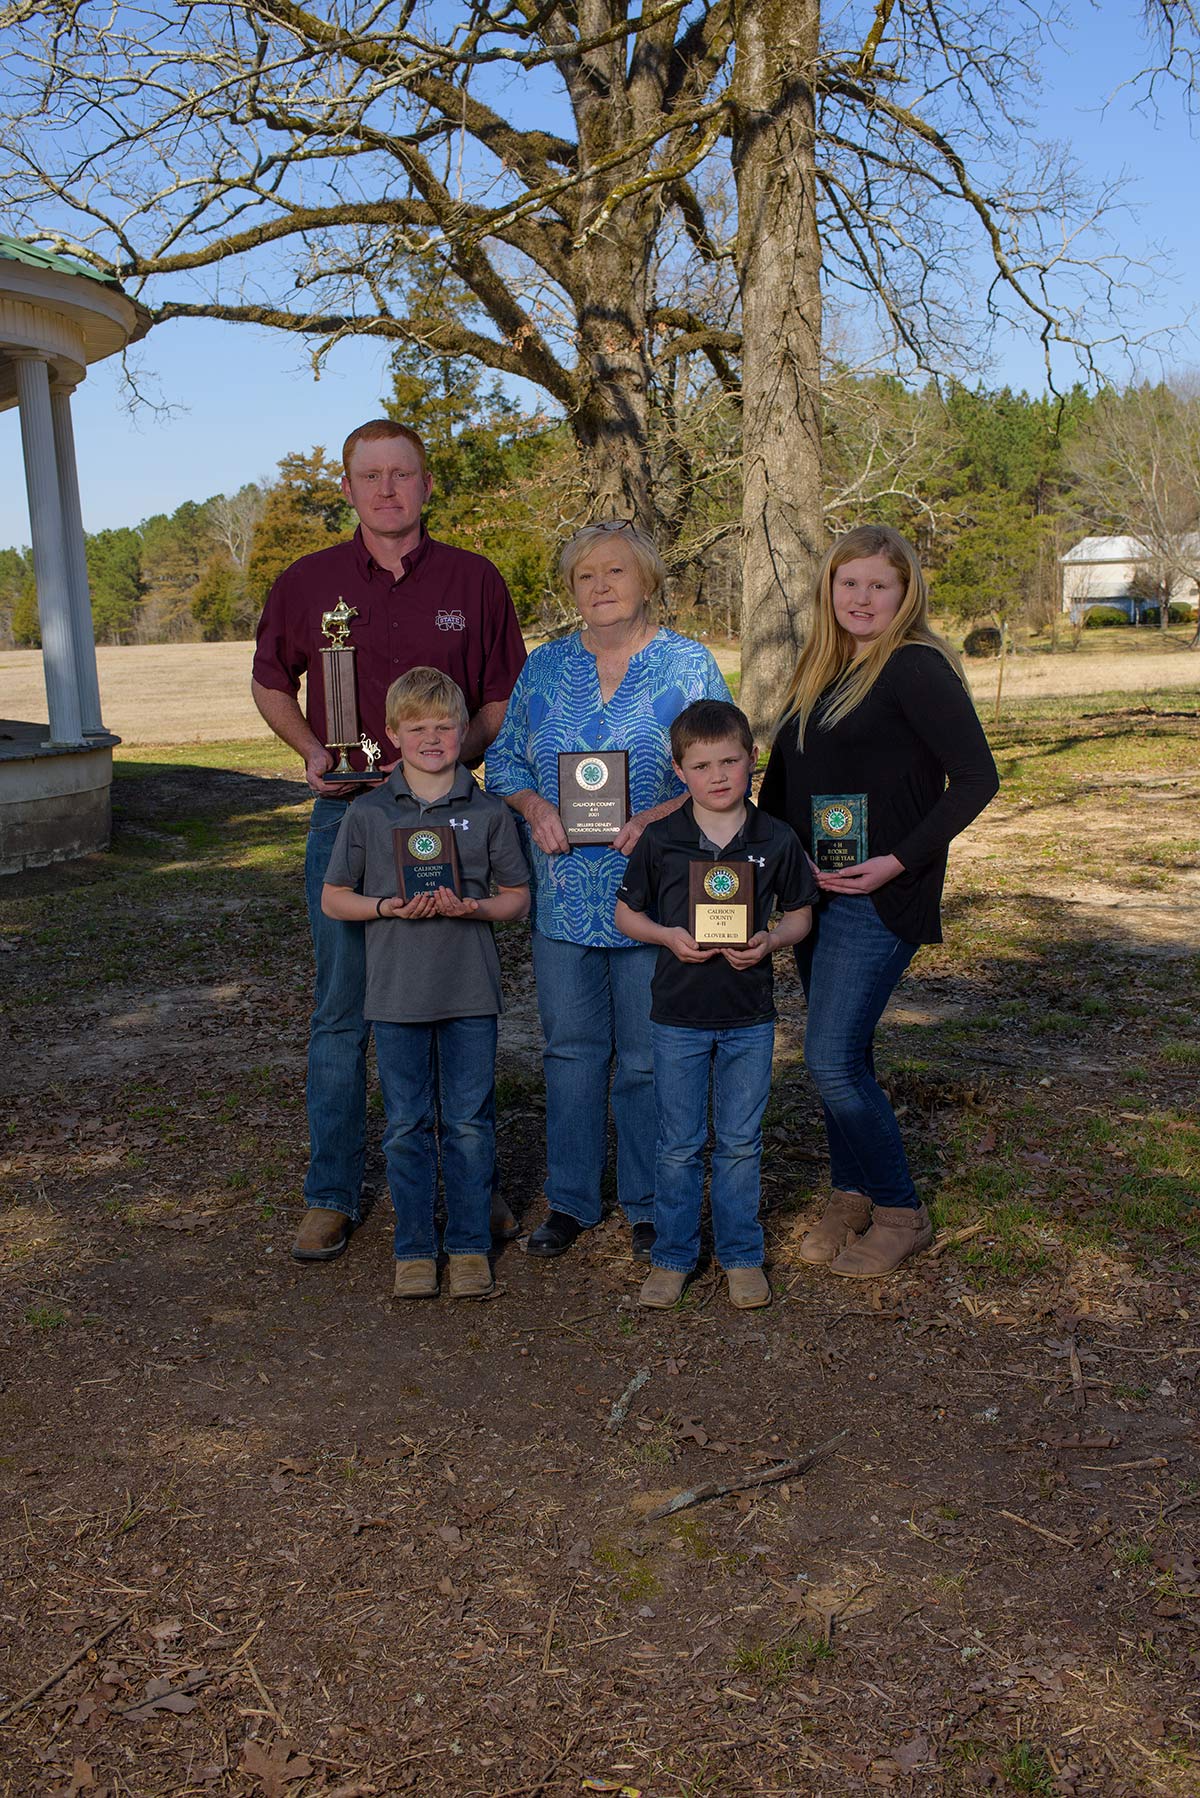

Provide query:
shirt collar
left=352, top=523, right=435, bottom=582
left=385, top=762, right=478, bottom=808
left=665, top=795, right=771, bottom=850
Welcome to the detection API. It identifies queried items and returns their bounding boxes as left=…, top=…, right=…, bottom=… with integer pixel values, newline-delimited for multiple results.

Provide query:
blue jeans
left=375, top=1017, right=496, bottom=1260
left=650, top=1020, right=775, bottom=1272
left=304, top=797, right=370, bottom=1221
left=795, top=894, right=919, bottom=1209
left=530, top=932, right=657, bottom=1229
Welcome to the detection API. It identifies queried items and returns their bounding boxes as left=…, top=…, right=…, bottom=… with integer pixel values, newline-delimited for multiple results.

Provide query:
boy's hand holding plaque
left=394, top=824, right=462, bottom=900
left=558, top=751, right=630, bottom=845
left=689, top=859, right=754, bottom=947
left=811, top=793, right=868, bottom=871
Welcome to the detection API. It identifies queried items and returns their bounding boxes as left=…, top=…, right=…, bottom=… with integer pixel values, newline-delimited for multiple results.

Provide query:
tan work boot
left=829, top=1202, right=933, bottom=1278
left=447, top=1254, right=495, bottom=1299
left=393, top=1258, right=438, bottom=1299
left=639, top=1266, right=688, bottom=1309
left=798, top=1189, right=872, bottom=1264
left=490, top=1196, right=519, bottom=1240
left=292, top=1207, right=352, bottom=1262
left=726, top=1266, right=772, bottom=1309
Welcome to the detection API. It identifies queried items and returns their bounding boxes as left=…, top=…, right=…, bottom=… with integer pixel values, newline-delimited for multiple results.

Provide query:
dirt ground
left=0, top=704, right=1198, bottom=1797
left=0, top=637, right=1196, bottom=745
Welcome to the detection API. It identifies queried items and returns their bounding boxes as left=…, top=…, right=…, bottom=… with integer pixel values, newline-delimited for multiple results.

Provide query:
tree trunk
left=731, top=0, right=826, bottom=737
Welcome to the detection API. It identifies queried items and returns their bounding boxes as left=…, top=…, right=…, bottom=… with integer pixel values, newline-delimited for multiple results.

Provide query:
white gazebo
left=0, top=236, right=150, bottom=873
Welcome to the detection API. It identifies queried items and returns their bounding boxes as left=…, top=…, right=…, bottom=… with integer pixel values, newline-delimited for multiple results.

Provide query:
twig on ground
left=640, top=1430, right=848, bottom=1522
left=998, top=1509, right=1079, bottom=1549
left=1069, top=1339, right=1087, bottom=1413
left=606, top=1368, right=650, bottom=1430
left=0, top=1607, right=134, bottom=1726
left=243, top=1656, right=289, bottom=1734
left=926, top=1220, right=987, bottom=1260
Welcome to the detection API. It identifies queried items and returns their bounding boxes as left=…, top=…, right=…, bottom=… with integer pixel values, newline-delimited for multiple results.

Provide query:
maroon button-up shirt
left=252, top=528, right=527, bottom=769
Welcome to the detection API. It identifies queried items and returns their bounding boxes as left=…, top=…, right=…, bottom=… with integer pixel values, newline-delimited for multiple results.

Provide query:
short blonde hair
left=385, top=666, right=468, bottom=734
left=558, top=520, right=667, bottom=606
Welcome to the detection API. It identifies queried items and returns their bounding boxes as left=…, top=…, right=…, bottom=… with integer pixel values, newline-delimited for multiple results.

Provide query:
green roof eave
left=0, top=234, right=123, bottom=289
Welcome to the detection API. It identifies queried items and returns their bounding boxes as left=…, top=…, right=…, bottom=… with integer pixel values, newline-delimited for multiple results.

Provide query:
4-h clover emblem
left=703, top=865, right=739, bottom=901
left=818, top=803, right=854, bottom=836
left=575, top=756, right=609, bottom=791
left=408, top=830, right=441, bottom=861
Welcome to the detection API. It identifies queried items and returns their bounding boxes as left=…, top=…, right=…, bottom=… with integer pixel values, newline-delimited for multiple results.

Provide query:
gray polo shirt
left=325, top=765, right=529, bottom=1024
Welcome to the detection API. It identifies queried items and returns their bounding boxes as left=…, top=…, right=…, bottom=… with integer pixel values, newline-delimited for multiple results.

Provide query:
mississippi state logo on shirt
left=436, top=608, right=467, bottom=632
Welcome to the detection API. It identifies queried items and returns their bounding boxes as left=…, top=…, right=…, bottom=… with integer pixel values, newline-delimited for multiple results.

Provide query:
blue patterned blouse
left=486, top=628, right=731, bottom=947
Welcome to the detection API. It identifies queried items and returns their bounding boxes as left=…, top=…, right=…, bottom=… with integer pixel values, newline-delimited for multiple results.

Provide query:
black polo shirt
left=617, top=799, right=817, bottom=1029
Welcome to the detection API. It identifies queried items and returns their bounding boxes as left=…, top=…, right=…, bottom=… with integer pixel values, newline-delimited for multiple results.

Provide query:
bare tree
left=208, top=484, right=268, bottom=573
left=1069, top=377, right=1200, bottom=641
left=0, top=0, right=1169, bottom=721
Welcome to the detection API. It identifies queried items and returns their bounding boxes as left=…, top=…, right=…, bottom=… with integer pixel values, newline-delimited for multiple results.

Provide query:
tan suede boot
left=829, top=1202, right=933, bottom=1278
left=798, top=1189, right=872, bottom=1264
left=447, top=1254, right=495, bottom=1299
left=726, top=1266, right=772, bottom=1309
left=639, top=1267, right=688, bottom=1309
left=393, top=1258, right=438, bottom=1299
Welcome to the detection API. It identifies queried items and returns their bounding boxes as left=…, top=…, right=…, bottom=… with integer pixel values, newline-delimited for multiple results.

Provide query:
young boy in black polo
left=321, top=668, right=529, bottom=1301
left=615, top=700, right=817, bottom=1310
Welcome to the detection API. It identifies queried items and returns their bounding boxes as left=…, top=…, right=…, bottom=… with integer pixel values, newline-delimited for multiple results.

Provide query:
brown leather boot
left=291, top=1207, right=352, bottom=1262
left=798, top=1189, right=872, bottom=1264
left=490, top=1196, right=519, bottom=1240
left=829, top=1202, right=933, bottom=1278
left=393, top=1258, right=438, bottom=1299
left=639, top=1266, right=688, bottom=1309
left=726, top=1266, right=772, bottom=1309
left=447, top=1254, right=495, bottom=1299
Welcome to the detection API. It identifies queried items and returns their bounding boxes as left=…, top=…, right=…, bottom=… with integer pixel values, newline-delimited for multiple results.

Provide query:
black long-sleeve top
left=758, top=644, right=1000, bottom=945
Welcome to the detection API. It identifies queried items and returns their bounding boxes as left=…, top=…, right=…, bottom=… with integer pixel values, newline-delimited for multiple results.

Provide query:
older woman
left=487, top=521, right=730, bottom=1259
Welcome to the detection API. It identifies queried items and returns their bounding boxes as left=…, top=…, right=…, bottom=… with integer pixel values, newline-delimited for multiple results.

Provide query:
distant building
left=1060, top=535, right=1200, bottom=623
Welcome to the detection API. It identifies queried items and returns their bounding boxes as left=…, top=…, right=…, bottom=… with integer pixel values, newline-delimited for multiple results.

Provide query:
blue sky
left=1, top=2, right=1197, bottom=548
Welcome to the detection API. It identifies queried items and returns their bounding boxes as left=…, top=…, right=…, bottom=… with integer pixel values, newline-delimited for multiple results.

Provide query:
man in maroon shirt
left=252, top=420, right=527, bottom=1263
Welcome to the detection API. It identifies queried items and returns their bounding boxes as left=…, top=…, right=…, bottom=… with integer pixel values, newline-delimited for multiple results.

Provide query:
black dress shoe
left=630, top=1222, right=657, bottom=1262
left=526, top=1210, right=584, bottom=1258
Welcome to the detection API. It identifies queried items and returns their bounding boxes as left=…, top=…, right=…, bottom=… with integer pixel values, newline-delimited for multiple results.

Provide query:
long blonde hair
left=775, top=525, right=966, bottom=746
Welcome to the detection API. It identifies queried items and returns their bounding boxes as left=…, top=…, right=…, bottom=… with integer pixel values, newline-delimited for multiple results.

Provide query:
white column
left=50, top=382, right=105, bottom=736
left=13, top=353, right=84, bottom=746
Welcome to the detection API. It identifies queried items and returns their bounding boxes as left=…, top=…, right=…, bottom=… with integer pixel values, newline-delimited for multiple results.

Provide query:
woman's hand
left=612, top=808, right=655, bottom=856
left=816, top=853, right=904, bottom=895
left=523, top=794, right=572, bottom=856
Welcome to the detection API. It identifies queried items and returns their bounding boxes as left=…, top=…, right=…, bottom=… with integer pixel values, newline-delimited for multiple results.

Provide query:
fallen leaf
left=893, top=1734, right=930, bottom=1771
left=122, top=1668, right=209, bottom=1722
left=239, top=1738, right=314, bottom=1798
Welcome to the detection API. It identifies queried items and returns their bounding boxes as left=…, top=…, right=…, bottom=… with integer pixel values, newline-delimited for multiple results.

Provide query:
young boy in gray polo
left=321, top=668, right=530, bottom=1300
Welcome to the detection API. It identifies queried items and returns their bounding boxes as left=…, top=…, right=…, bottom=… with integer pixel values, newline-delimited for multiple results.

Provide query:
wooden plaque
left=689, top=859, right=755, bottom=947
left=393, top=823, right=462, bottom=900
left=558, top=750, right=631, bottom=846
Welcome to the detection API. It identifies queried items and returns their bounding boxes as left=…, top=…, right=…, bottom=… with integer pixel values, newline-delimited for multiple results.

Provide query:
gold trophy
left=319, top=599, right=385, bottom=786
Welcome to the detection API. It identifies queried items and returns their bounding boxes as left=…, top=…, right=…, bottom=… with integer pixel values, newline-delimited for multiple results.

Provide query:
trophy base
left=324, top=770, right=387, bottom=787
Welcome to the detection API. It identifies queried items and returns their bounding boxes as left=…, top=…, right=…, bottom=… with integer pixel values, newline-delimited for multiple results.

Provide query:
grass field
left=0, top=687, right=1197, bottom=1796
